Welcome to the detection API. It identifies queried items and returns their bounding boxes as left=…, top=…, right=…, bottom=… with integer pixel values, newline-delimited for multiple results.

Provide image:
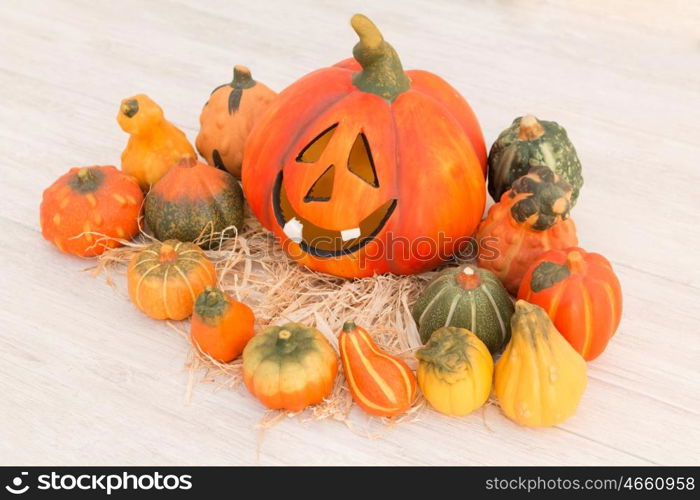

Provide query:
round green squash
left=412, top=264, right=514, bottom=353
left=487, top=115, right=583, bottom=205
left=145, top=158, right=243, bottom=248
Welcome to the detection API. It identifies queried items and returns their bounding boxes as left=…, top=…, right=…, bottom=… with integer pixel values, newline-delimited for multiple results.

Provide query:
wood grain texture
left=1, top=0, right=699, bottom=465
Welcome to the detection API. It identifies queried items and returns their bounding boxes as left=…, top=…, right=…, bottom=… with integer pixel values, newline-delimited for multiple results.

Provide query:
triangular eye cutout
left=348, top=133, right=379, bottom=187
left=304, top=165, right=335, bottom=202
left=296, top=124, right=338, bottom=163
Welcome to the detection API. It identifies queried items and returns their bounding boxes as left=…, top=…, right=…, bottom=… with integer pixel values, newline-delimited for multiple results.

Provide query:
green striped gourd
left=487, top=115, right=583, bottom=205
left=412, top=264, right=514, bottom=353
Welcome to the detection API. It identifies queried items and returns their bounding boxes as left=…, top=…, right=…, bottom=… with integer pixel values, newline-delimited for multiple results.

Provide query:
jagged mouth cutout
left=273, top=124, right=397, bottom=258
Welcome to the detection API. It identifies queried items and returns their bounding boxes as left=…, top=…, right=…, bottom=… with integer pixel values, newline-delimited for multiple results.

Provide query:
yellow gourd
left=494, top=300, right=587, bottom=427
left=117, top=94, right=196, bottom=190
left=415, top=327, right=493, bottom=416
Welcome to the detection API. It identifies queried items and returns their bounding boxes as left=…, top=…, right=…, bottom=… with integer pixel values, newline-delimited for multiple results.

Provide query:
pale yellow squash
left=494, top=300, right=587, bottom=426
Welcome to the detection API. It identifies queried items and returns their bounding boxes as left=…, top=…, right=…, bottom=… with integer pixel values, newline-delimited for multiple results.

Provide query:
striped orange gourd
left=339, top=321, right=416, bottom=417
left=517, top=247, right=622, bottom=361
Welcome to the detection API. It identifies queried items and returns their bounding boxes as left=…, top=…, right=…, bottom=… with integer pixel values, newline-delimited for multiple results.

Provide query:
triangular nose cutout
left=304, top=164, right=335, bottom=202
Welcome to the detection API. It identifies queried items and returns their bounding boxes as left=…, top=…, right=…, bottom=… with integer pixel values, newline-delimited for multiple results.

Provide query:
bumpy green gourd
left=488, top=115, right=583, bottom=205
left=412, top=264, right=514, bottom=353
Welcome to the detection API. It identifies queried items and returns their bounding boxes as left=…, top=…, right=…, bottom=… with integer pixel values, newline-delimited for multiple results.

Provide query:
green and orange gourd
left=191, top=286, right=255, bottom=363
left=145, top=157, right=243, bottom=247
left=412, top=264, right=514, bottom=353
left=477, top=165, right=578, bottom=294
left=243, top=323, right=338, bottom=412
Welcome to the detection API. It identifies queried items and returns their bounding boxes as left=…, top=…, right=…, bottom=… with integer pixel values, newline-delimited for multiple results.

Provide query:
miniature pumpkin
left=412, top=264, right=514, bottom=353
left=488, top=115, right=584, bottom=205
left=416, top=327, right=493, bottom=416
left=494, top=300, right=587, bottom=427
left=127, top=240, right=216, bottom=320
left=196, top=65, right=277, bottom=177
left=339, top=321, right=416, bottom=417
left=518, top=247, right=622, bottom=361
left=242, top=14, right=486, bottom=278
left=190, top=286, right=255, bottom=363
left=118, top=94, right=196, bottom=190
left=144, top=158, right=244, bottom=247
left=477, top=165, right=578, bottom=294
left=40, top=166, right=143, bottom=257
left=243, top=323, right=338, bottom=412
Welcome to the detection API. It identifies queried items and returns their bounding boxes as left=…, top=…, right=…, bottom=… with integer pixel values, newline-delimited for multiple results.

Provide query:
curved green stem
left=350, top=14, right=410, bottom=101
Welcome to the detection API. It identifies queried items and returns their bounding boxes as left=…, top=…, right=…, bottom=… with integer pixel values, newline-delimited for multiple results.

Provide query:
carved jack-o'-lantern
left=242, top=14, right=486, bottom=277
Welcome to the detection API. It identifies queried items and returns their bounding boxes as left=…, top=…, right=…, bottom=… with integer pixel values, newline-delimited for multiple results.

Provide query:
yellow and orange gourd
left=190, top=286, right=255, bottom=363
left=339, top=321, right=416, bottom=417
left=118, top=94, right=196, bottom=190
left=127, top=239, right=216, bottom=320
left=40, top=165, right=143, bottom=256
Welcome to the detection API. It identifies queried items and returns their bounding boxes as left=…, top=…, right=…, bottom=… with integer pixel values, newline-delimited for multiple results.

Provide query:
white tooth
left=340, top=227, right=361, bottom=242
left=283, top=218, right=304, bottom=243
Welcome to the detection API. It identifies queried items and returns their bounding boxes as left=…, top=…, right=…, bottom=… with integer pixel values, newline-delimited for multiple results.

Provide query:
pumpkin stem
left=77, top=167, right=92, bottom=182
left=518, top=115, right=545, bottom=141
left=566, top=251, right=587, bottom=274
left=350, top=14, right=410, bottom=101
left=342, top=321, right=357, bottom=332
left=70, top=167, right=103, bottom=193
left=231, top=65, right=256, bottom=89
left=159, top=243, right=178, bottom=262
left=278, top=329, right=292, bottom=340
left=456, top=266, right=481, bottom=290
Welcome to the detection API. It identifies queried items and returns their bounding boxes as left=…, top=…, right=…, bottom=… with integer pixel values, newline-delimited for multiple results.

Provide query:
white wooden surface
left=1, top=0, right=699, bottom=465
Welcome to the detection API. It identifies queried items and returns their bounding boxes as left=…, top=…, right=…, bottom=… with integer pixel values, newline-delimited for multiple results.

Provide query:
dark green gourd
left=412, top=264, right=514, bottom=353
left=488, top=115, right=583, bottom=205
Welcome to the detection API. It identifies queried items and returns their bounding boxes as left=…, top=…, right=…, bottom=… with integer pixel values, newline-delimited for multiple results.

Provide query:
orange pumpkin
left=118, top=94, right=196, bottom=190
left=196, top=65, right=277, bottom=177
left=477, top=166, right=578, bottom=294
left=190, top=286, right=255, bottom=362
left=144, top=158, right=244, bottom=247
left=40, top=166, right=143, bottom=257
left=518, top=247, right=623, bottom=361
left=339, top=321, right=416, bottom=417
left=127, top=240, right=216, bottom=320
left=243, top=323, right=338, bottom=411
left=242, top=14, right=486, bottom=278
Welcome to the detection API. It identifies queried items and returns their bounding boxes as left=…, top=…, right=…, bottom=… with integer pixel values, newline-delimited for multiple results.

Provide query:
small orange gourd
left=243, top=323, right=338, bottom=412
left=339, top=321, right=416, bottom=417
left=190, top=286, right=255, bottom=363
left=127, top=240, right=216, bottom=320
left=477, top=165, right=578, bottom=294
left=518, top=247, right=623, bottom=361
left=40, top=165, right=143, bottom=257
left=196, top=65, right=277, bottom=177
left=118, top=94, right=196, bottom=190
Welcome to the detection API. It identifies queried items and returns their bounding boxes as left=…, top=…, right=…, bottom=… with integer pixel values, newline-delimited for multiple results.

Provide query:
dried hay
left=91, top=209, right=470, bottom=436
